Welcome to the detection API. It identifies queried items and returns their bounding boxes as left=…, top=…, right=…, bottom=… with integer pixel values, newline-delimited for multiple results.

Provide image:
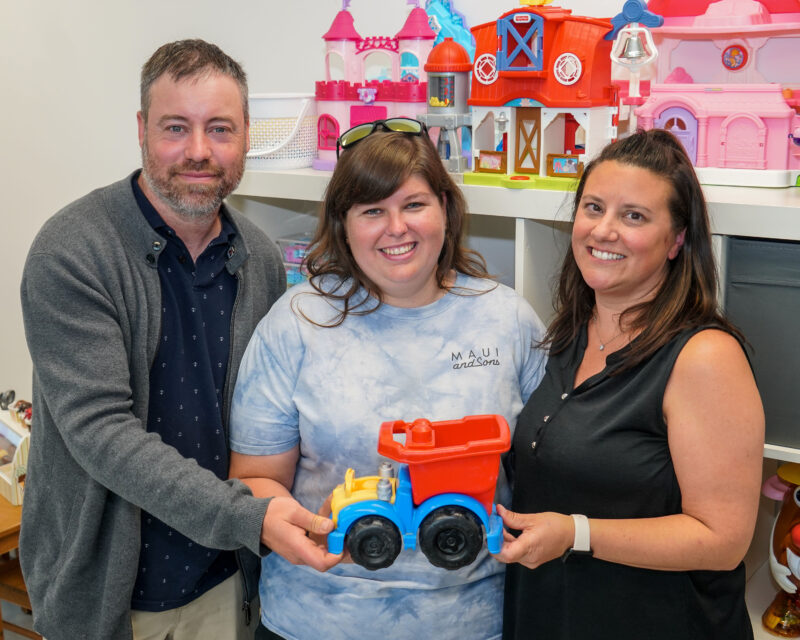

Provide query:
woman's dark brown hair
left=544, top=128, right=742, bottom=370
left=302, top=129, right=491, bottom=326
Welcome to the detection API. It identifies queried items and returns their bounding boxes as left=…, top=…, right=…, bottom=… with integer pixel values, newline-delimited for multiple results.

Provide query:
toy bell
left=619, top=33, right=648, bottom=60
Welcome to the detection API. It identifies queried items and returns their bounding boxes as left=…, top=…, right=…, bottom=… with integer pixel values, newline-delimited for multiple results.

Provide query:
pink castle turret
left=313, top=4, right=431, bottom=171
left=323, top=8, right=362, bottom=83
left=396, top=6, right=437, bottom=83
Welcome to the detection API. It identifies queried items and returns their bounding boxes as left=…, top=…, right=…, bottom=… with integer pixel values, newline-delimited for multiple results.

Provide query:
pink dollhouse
left=463, top=3, right=619, bottom=188
left=634, top=0, right=800, bottom=187
left=312, top=2, right=436, bottom=170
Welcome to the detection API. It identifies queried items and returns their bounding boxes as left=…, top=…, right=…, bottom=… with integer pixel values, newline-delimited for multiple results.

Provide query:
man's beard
left=140, top=138, right=246, bottom=220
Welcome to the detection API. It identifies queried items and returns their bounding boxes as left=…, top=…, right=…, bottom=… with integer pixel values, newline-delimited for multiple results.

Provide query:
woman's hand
left=492, top=505, right=574, bottom=570
left=261, top=495, right=343, bottom=572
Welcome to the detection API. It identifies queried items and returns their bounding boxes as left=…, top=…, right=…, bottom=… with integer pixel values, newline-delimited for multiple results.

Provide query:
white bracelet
left=570, top=513, right=591, bottom=553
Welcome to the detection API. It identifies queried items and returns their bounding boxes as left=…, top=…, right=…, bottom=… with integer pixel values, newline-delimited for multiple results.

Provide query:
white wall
left=0, top=0, right=621, bottom=399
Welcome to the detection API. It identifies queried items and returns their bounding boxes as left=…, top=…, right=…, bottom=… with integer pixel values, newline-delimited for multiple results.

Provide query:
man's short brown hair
left=140, top=39, right=248, bottom=122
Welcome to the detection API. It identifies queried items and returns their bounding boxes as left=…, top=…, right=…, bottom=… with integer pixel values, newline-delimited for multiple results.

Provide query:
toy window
left=497, top=12, right=544, bottom=72
left=721, top=45, right=748, bottom=71
left=429, top=76, right=455, bottom=108
left=664, top=117, right=687, bottom=131
left=563, top=114, right=585, bottom=154
left=326, top=51, right=345, bottom=82
left=364, top=51, right=393, bottom=82
left=400, top=52, right=420, bottom=82
left=757, top=38, right=799, bottom=84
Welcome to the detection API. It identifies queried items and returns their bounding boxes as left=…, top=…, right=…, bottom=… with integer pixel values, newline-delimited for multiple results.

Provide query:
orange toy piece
left=762, top=463, right=800, bottom=636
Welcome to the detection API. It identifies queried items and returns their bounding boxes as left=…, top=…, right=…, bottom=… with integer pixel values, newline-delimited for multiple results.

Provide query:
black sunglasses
left=336, top=118, right=428, bottom=158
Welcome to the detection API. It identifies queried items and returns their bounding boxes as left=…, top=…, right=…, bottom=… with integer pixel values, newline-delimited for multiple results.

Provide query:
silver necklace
left=593, top=318, right=624, bottom=351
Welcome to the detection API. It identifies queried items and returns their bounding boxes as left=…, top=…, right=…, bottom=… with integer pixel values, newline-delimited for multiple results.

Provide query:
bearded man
left=19, top=39, right=336, bottom=640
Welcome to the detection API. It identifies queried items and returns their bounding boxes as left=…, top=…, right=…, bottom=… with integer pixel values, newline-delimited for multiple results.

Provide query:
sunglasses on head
left=336, top=118, right=428, bottom=158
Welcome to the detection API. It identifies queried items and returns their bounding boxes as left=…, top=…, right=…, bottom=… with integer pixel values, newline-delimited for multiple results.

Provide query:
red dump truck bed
left=377, top=414, right=510, bottom=512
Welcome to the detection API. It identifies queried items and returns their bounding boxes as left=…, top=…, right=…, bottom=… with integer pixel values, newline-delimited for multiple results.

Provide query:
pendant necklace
left=594, top=318, right=624, bottom=351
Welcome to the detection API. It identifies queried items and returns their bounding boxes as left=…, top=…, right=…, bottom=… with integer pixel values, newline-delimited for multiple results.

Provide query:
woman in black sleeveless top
left=497, top=130, right=764, bottom=640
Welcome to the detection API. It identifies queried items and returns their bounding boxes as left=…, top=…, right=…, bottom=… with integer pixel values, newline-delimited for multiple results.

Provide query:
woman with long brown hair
left=229, top=120, right=547, bottom=640
left=498, top=129, right=764, bottom=640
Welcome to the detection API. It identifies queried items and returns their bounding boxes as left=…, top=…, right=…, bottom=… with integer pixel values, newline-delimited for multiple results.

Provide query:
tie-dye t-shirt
left=230, top=273, right=547, bottom=640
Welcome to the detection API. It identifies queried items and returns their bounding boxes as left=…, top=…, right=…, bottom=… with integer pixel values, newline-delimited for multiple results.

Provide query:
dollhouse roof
left=395, top=7, right=436, bottom=40
left=323, top=10, right=362, bottom=41
left=425, top=37, right=471, bottom=72
left=647, top=0, right=800, bottom=17
left=639, top=84, right=794, bottom=118
left=650, top=0, right=800, bottom=35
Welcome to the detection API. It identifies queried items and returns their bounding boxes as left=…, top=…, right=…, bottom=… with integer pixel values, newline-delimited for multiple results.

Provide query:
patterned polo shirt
left=130, top=172, right=239, bottom=611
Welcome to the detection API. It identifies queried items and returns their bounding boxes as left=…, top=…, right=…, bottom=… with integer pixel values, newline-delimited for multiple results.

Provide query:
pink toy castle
left=313, top=1, right=436, bottom=170
left=634, top=0, right=800, bottom=187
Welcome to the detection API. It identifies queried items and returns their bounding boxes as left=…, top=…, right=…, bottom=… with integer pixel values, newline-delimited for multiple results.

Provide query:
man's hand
left=261, top=496, right=342, bottom=572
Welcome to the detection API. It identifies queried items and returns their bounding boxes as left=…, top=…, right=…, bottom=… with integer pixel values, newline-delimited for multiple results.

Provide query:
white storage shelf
left=235, top=167, right=800, bottom=461
left=234, top=168, right=800, bottom=635
left=235, top=168, right=800, bottom=235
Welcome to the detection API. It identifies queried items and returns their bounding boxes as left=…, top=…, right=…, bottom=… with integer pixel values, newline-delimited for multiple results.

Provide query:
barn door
left=515, top=108, right=541, bottom=174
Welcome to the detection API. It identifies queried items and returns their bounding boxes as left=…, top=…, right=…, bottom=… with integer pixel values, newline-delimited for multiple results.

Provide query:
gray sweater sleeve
left=21, top=228, right=269, bottom=555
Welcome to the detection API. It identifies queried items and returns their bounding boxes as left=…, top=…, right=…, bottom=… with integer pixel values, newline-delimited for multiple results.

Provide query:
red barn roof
left=469, top=6, right=615, bottom=109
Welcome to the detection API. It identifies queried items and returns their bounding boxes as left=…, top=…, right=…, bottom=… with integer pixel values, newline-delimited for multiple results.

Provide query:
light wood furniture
left=0, top=497, right=40, bottom=639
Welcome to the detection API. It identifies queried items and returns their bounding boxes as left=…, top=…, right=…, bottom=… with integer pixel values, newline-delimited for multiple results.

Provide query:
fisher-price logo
left=451, top=347, right=501, bottom=370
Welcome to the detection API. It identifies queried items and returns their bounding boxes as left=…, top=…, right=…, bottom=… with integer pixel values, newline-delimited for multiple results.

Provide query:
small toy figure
left=10, top=400, right=32, bottom=429
left=762, top=463, right=800, bottom=636
left=328, top=414, right=510, bottom=570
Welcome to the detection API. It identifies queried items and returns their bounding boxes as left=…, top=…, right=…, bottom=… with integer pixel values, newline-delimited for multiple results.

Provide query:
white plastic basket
left=246, top=93, right=317, bottom=170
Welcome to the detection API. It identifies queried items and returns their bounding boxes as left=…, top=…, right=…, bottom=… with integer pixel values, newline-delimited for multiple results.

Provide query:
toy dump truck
left=327, top=414, right=510, bottom=570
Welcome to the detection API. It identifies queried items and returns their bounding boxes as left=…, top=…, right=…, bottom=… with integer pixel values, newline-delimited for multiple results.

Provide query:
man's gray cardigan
left=19, top=174, right=285, bottom=640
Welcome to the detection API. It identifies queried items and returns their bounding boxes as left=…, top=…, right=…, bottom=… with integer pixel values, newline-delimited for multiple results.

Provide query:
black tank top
left=504, top=324, right=752, bottom=640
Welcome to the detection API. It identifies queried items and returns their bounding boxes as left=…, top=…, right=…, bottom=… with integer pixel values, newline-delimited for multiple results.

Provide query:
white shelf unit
left=234, top=168, right=800, bottom=325
left=232, top=168, right=800, bottom=633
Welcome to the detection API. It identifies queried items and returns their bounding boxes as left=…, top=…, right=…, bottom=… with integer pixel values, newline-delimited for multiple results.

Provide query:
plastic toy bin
left=377, top=415, right=510, bottom=512
left=246, top=93, right=317, bottom=170
left=724, top=237, right=800, bottom=449
left=277, top=234, right=312, bottom=264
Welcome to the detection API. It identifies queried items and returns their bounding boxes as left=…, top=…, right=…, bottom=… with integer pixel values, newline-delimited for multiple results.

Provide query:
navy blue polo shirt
left=130, top=173, right=239, bottom=611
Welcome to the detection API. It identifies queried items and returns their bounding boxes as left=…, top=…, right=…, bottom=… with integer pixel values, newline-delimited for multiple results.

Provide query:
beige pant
left=131, top=572, right=253, bottom=640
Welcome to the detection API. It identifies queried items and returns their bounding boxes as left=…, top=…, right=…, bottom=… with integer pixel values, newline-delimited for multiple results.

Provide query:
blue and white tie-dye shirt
left=230, top=273, right=547, bottom=640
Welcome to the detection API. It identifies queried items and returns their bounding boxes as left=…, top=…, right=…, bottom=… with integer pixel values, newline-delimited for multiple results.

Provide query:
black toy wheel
left=345, top=515, right=402, bottom=571
left=418, top=506, right=484, bottom=570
